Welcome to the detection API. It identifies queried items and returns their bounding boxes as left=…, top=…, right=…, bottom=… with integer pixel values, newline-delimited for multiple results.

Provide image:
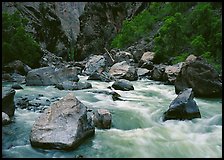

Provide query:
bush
left=2, top=11, right=41, bottom=68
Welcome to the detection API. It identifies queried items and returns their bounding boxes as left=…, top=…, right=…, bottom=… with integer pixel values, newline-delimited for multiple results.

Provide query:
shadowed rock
left=163, top=88, right=201, bottom=121
left=2, top=88, right=16, bottom=117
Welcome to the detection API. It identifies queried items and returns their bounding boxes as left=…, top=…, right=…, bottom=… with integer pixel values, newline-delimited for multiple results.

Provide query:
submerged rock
left=11, top=84, right=23, bottom=90
left=163, top=88, right=201, bottom=121
left=112, top=79, right=134, bottom=91
left=30, top=93, right=95, bottom=150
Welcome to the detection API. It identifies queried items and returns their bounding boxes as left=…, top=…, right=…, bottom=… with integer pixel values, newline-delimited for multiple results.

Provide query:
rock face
left=2, top=112, right=11, bottom=125
left=112, top=79, right=134, bottom=91
left=109, top=61, right=138, bottom=81
left=2, top=2, right=86, bottom=56
left=76, top=2, right=149, bottom=60
left=30, top=93, right=95, bottom=150
left=175, top=55, right=222, bottom=97
left=26, top=66, right=79, bottom=86
left=163, top=88, right=201, bottom=121
left=2, top=88, right=16, bottom=117
left=93, top=109, right=112, bottom=129
left=55, top=81, right=92, bottom=90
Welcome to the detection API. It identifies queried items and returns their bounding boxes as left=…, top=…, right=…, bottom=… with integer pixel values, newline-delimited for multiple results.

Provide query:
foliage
left=2, top=11, right=41, bottom=68
left=110, top=2, right=221, bottom=72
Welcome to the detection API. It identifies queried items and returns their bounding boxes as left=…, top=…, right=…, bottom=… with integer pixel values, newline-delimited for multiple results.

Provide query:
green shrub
left=2, top=11, right=41, bottom=68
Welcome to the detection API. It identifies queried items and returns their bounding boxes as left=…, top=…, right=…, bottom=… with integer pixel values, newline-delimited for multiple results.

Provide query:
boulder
left=138, top=51, right=155, bottom=67
left=114, top=51, right=134, bottom=63
left=93, top=109, right=112, bottom=129
left=2, top=88, right=16, bottom=117
left=39, top=51, right=65, bottom=68
left=163, top=88, right=201, bottom=121
left=2, top=73, right=26, bottom=83
left=140, top=61, right=154, bottom=70
left=3, top=60, right=31, bottom=76
left=83, top=55, right=106, bottom=75
left=137, top=68, right=150, bottom=78
left=109, top=61, right=138, bottom=81
left=175, top=55, right=222, bottom=97
left=163, top=62, right=183, bottom=85
left=112, top=79, right=134, bottom=91
left=11, top=84, right=23, bottom=90
left=2, top=112, right=11, bottom=126
left=30, top=93, right=95, bottom=150
left=26, top=66, right=79, bottom=86
left=55, top=81, right=92, bottom=90
left=87, top=90, right=122, bottom=101
left=87, top=71, right=115, bottom=82
left=151, top=64, right=166, bottom=81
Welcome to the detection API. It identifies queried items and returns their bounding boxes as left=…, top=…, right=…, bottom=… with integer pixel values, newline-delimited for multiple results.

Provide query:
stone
left=30, top=93, right=95, bottom=150
left=109, top=61, right=138, bottom=81
left=11, top=84, right=23, bottom=90
left=2, top=88, right=16, bottom=117
left=2, top=112, right=11, bottom=125
left=93, top=109, right=112, bottom=129
left=55, top=81, right=92, bottom=90
left=163, top=88, right=201, bottom=121
left=112, top=79, right=134, bottom=91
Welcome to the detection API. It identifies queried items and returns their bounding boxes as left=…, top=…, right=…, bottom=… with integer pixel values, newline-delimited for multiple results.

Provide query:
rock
left=30, top=93, right=95, bottom=150
left=55, top=81, right=92, bottom=90
left=11, top=84, right=23, bottom=90
left=109, top=61, right=138, bottom=81
left=163, top=62, right=183, bottom=85
left=175, top=55, right=222, bottom=97
left=83, top=55, right=106, bottom=75
left=137, top=68, right=150, bottom=78
left=138, top=51, right=155, bottom=67
left=93, top=109, right=112, bottom=129
left=140, top=61, right=154, bottom=70
left=2, top=112, right=11, bottom=125
left=26, top=66, right=79, bottom=86
left=114, top=51, right=134, bottom=63
left=87, top=90, right=122, bottom=101
left=2, top=73, right=26, bottom=84
left=2, top=88, right=16, bottom=117
left=39, top=51, right=65, bottom=68
left=3, top=60, right=31, bottom=76
left=151, top=64, right=166, bottom=81
left=87, top=71, right=115, bottom=82
left=112, top=79, right=134, bottom=91
left=163, top=88, right=201, bottom=121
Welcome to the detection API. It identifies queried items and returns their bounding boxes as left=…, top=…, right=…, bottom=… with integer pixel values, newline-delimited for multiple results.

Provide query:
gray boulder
left=151, top=64, right=166, bottom=81
left=83, top=55, right=106, bottom=75
left=175, top=55, right=222, bottom=97
left=109, top=61, right=138, bottom=81
left=112, top=79, right=134, bottom=91
left=2, top=88, right=16, bottom=117
left=114, top=51, right=134, bottom=63
left=138, top=51, right=155, bottom=67
left=87, top=71, right=115, bottom=82
left=163, top=88, right=201, bottom=121
left=55, top=81, right=92, bottom=90
left=2, top=112, right=11, bottom=125
left=93, top=109, right=112, bottom=129
left=26, top=66, right=79, bottom=86
left=163, top=62, right=183, bottom=85
left=3, top=60, right=31, bottom=76
left=30, top=93, right=95, bottom=150
left=11, top=84, right=23, bottom=90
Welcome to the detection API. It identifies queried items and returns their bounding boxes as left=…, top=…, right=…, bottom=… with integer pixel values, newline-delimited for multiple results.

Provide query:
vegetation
left=2, top=11, right=41, bottom=68
left=110, top=2, right=222, bottom=72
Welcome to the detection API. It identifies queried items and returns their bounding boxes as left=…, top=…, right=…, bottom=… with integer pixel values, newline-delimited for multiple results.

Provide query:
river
left=2, top=76, right=222, bottom=158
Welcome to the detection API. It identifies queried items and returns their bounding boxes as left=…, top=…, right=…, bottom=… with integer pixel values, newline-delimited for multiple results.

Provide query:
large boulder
left=163, top=88, right=201, bottom=121
left=83, top=55, right=106, bottom=75
left=114, top=51, right=134, bottom=63
left=26, top=66, right=79, bottom=86
left=55, top=81, right=92, bottom=90
left=112, top=79, right=134, bottom=91
left=93, top=109, right=112, bottom=129
left=175, top=55, right=222, bottom=97
left=30, top=93, right=95, bottom=150
left=11, top=84, right=23, bottom=90
left=151, top=64, right=166, bottom=81
left=138, top=51, right=155, bottom=67
left=2, top=73, right=26, bottom=84
left=109, top=61, right=138, bottom=81
left=2, top=88, right=16, bottom=117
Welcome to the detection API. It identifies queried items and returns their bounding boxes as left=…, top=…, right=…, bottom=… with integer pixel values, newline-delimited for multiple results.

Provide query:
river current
left=2, top=76, right=222, bottom=158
